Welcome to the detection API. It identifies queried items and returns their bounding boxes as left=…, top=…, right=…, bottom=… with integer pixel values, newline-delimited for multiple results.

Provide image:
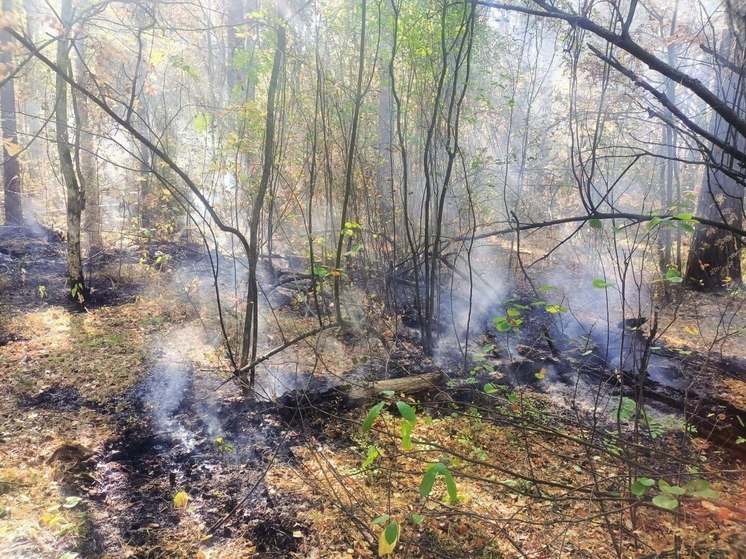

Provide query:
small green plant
left=358, top=445, right=380, bottom=471
left=361, top=399, right=409, bottom=556
left=531, top=297, right=568, bottom=314
left=312, top=265, right=330, bottom=279
left=154, top=252, right=171, bottom=270
left=420, top=461, right=458, bottom=503
left=492, top=299, right=528, bottom=332
left=663, top=267, right=684, bottom=283
left=71, top=282, right=85, bottom=303
left=615, top=397, right=665, bottom=439
left=602, top=430, right=621, bottom=456
left=630, top=477, right=718, bottom=510
left=469, top=342, right=496, bottom=377
left=214, top=437, right=234, bottom=453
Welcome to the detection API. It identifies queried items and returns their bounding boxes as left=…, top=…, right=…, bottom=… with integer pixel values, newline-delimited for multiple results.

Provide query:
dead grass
left=282, top=401, right=746, bottom=559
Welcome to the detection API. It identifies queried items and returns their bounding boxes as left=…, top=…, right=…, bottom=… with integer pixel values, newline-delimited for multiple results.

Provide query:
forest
left=0, top=0, right=745, bottom=557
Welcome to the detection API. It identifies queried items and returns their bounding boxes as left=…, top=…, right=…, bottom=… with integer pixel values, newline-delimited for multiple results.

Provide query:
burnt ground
left=1, top=231, right=745, bottom=559
left=0, top=232, right=315, bottom=557
left=17, top=377, right=313, bottom=557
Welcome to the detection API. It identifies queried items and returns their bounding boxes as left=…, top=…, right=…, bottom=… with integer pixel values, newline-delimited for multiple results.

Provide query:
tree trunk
left=333, top=0, right=367, bottom=325
left=1, top=0, right=23, bottom=226
left=56, top=0, right=86, bottom=300
left=685, top=29, right=745, bottom=289
left=238, top=22, right=285, bottom=392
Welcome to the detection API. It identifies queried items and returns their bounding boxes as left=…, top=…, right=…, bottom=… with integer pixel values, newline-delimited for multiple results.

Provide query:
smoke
left=433, top=240, right=509, bottom=366
left=143, top=324, right=223, bottom=450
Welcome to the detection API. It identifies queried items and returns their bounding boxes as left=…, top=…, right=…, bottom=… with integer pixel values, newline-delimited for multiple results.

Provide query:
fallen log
left=346, top=372, right=446, bottom=405
left=274, top=371, right=446, bottom=418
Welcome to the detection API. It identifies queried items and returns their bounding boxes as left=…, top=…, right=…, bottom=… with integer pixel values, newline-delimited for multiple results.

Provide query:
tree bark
left=1, top=0, right=23, bottom=226
left=55, top=0, right=86, bottom=299
left=685, top=29, right=745, bottom=289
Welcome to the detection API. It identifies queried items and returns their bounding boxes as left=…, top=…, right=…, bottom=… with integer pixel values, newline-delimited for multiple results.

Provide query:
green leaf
left=592, top=278, right=612, bottom=289
left=384, top=521, right=399, bottom=545
left=639, top=477, right=655, bottom=487
left=441, top=467, right=458, bottom=503
left=372, top=514, right=390, bottom=526
left=362, top=402, right=385, bottom=433
left=380, top=390, right=395, bottom=398
left=631, top=480, right=649, bottom=497
left=483, top=383, right=498, bottom=394
left=664, top=268, right=683, bottom=283
left=400, top=420, right=413, bottom=450
left=659, top=480, right=686, bottom=496
left=342, top=242, right=364, bottom=256
left=482, top=342, right=495, bottom=353
left=684, top=479, right=719, bottom=499
left=193, top=112, right=211, bottom=133
left=495, top=320, right=512, bottom=332
left=313, top=266, right=330, bottom=278
left=588, top=218, right=603, bottom=229
left=420, top=466, right=437, bottom=498
left=679, top=222, right=696, bottom=233
left=652, top=494, right=679, bottom=510
left=360, top=446, right=379, bottom=470
left=396, top=401, right=417, bottom=423
left=647, top=216, right=662, bottom=230
left=675, top=212, right=695, bottom=222
left=411, top=513, right=424, bottom=525
left=507, top=393, right=518, bottom=404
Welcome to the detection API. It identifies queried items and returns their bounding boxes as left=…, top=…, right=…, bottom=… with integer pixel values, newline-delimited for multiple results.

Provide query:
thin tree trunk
left=239, top=22, right=285, bottom=392
left=1, top=0, right=23, bottom=226
left=333, top=0, right=367, bottom=324
left=56, top=0, right=86, bottom=299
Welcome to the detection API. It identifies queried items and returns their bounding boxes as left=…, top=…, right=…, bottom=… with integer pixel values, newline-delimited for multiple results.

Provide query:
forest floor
left=0, top=232, right=745, bottom=559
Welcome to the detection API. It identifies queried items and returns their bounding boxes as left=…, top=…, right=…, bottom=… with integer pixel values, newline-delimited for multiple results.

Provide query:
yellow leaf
left=173, top=491, right=189, bottom=508
left=3, top=139, right=21, bottom=157
left=534, top=367, right=546, bottom=380
left=378, top=521, right=399, bottom=556
left=684, top=325, right=698, bottom=335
